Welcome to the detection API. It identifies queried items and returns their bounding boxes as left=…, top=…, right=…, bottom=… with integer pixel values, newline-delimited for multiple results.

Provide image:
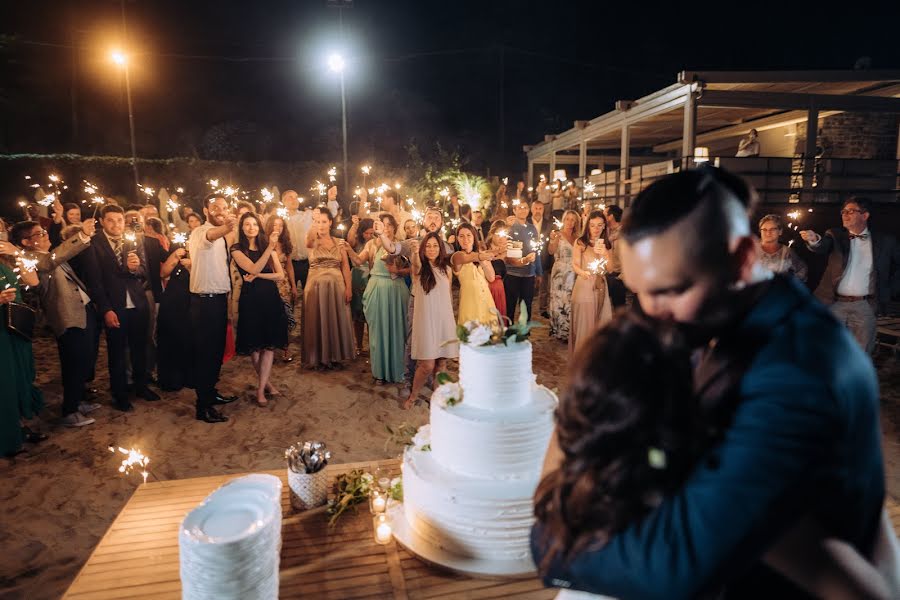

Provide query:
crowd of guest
left=1, top=175, right=895, bottom=457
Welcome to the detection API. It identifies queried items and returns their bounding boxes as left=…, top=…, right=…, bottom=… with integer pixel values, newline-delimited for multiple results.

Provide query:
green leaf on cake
left=456, top=324, right=469, bottom=343
left=420, top=444, right=431, bottom=452
left=435, top=372, right=454, bottom=385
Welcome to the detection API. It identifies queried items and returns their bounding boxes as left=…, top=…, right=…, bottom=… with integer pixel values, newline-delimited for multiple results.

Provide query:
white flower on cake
left=412, top=424, right=432, bottom=449
left=433, top=383, right=463, bottom=408
left=465, top=323, right=492, bottom=346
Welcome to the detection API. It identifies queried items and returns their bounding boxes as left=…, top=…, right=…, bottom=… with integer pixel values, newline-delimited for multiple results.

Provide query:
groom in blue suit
left=531, top=167, right=885, bottom=598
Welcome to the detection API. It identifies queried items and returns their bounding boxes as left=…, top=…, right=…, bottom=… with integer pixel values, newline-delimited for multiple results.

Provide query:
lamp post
left=111, top=50, right=139, bottom=190
left=327, top=53, right=349, bottom=195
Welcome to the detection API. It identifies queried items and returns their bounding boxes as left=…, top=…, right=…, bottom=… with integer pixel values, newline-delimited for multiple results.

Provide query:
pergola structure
left=523, top=70, right=900, bottom=197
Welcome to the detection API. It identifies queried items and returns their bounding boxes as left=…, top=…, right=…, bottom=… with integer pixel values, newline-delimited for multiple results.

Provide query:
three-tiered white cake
left=391, top=339, right=557, bottom=576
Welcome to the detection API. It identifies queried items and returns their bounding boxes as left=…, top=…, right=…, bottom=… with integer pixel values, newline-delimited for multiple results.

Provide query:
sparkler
left=176, top=187, right=184, bottom=194
left=785, top=210, right=802, bottom=231
left=553, top=217, right=563, bottom=230
left=411, top=208, right=423, bottom=223
left=511, top=198, right=520, bottom=206
left=394, top=183, right=402, bottom=190
left=276, top=207, right=288, bottom=219
left=140, top=185, right=155, bottom=198
left=588, top=258, right=608, bottom=275
left=208, top=179, right=219, bottom=188
left=337, top=223, right=346, bottom=232
left=109, top=446, right=151, bottom=484
left=261, top=188, right=274, bottom=203
left=496, top=229, right=509, bottom=239
left=49, top=174, right=60, bottom=183
left=406, top=197, right=415, bottom=206
left=439, top=188, right=449, bottom=198
left=361, top=165, right=371, bottom=175
left=37, top=193, right=56, bottom=208
left=583, top=181, right=596, bottom=196
left=502, top=177, right=508, bottom=185
left=24, top=175, right=31, bottom=180
left=172, top=232, right=187, bottom=245
left=166, top=199, right=179, bottom=213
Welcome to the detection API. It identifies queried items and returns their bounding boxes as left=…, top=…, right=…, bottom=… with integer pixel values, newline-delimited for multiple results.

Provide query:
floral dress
left=549, top=237, right=575, bottom=340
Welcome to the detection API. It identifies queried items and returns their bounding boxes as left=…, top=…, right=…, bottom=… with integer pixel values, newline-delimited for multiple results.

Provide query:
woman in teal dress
left=347, top=214, right=409, bottom=384
left=0, top=248, right=45, bottom=457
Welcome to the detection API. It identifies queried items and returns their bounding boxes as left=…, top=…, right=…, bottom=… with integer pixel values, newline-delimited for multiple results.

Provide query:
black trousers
left=606, top=273, right=628, bottom=308
left=86, top=308, right=101, bottom=383
left=106, top=305, right=149, bottom=401
left=57, top=306, right=98, bottom=416
left=292, top=259, right=310, bottom=291
left=505, top=275, right=536, bottom=322
left=191, top=293, right=228, bottom=412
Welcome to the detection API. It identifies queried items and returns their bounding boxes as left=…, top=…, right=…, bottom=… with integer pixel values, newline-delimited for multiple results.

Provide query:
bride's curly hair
left=533, top=313, right=703, bottom=572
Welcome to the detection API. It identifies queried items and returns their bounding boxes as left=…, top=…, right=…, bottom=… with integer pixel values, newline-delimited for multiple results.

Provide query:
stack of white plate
left=179, top=474, right=283, bottom=600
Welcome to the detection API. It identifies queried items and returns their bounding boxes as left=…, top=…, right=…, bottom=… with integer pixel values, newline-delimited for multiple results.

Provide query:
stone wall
left=794, top=112, right=899, bottom=159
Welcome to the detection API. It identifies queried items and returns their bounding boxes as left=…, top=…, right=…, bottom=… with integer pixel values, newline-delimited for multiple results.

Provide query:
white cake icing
left=399, top=339, right=556, bottom=573
left=430, top=386, right=555, bottom=479
left=458, top=342, right=534, bottom=410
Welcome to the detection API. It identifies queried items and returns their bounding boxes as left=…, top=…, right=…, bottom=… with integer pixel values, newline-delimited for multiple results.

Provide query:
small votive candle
left=374, top=514, right=392, bottom=545
left=370, top=489, right=387, bottom=514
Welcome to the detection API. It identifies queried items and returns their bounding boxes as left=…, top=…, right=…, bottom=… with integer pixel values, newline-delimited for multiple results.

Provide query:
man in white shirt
left=801, top=197, right=900, bottom=353
left=189, top=194, right=238, bottom=423
left=282, top=189, right=313, bottom=295
left=375, top=189, right=414, bottom=241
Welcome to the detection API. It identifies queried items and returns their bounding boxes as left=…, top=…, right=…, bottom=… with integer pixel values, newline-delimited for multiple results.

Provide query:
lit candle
left=374, top=515, right=392, bottom=544
left=372, top=496, right=386, bottom=513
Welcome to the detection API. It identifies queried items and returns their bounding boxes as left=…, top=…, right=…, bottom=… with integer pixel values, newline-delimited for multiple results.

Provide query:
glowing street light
left=326, top=52, right=349, bottom=195
left=327, top=53, right=346, bottom=73
left=111, top=49, right=139, bottom=190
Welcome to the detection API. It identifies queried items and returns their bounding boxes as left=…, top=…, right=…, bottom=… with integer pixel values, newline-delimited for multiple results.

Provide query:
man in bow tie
left=800, top=197, right=900, bottom=353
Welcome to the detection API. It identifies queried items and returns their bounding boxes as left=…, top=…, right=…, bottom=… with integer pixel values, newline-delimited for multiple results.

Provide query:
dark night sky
left=2, top=0, right=899, bottom=173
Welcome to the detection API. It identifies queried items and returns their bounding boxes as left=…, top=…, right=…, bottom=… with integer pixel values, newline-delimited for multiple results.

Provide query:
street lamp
left=327, top=53, right=349, bottom=195
left=111, top=49, right=139, bottom=191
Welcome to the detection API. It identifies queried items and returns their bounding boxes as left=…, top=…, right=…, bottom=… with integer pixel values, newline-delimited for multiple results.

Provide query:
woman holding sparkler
left=264, top=216, right=298, bottom=362
left=230, top=212, right=289, bottom=406
left=548, top=209, right=581, bottom=342
left=453, top=222, right=496, bottom=325
left=157, top=233, right=193, bottom=391
left=404, top=232, right=458, bottom=409
left=0, top=239, right=44, bottom=456
left=487, top=221, right=509, bottom=317
left=303, top=208, right=356, bottom=371
left=569, top=210, right=612, bottom=355
left=347, top=216, right=375, bottom=356
left=349, top=214, right=409, bottom=383
left=757, top=215, right=808, bottom=282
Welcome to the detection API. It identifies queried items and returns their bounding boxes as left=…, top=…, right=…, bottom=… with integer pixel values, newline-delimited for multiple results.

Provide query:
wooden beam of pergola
left=699, top=90, right=900, bottom=112
left=680, top=70, right=900, bottom=84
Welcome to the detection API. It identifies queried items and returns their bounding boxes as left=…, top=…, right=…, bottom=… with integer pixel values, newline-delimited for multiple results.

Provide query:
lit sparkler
left=361, top=165, right=371, bottom=175
left=496, top=229, right=509, bottom=239
left=175, top=187, right=184, bottom=194
left=337, top=223, right=346, bottom=232
left=276, top=207, right=288, bottom=219
left=327, top=166, right=337, bottom=183
left=411, top=208, right=423, bottom=223
left=439, top=188, right=449, bottom=198
left=166, top=199, right=179, bottom=213
left=49, top=174, right=60, bottom=183
left=583, top=181, right=596, bottom=196
left=553, top=217, right=563, bottom=230
left=37, top=193, right=56, bottom=208
left=109, top=446, right=151, bottom=484
left=261, top=188, right=274, bottom=203
left=172, top=232, right=187, bottom=245
left=140, top=185, right=155, bottom=198
left=588, top=258, right=608, bottom=275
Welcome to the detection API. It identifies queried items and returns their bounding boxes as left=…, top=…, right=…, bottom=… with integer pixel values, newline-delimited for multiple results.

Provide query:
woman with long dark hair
left=264, top=216, right=297, bottom=362
left=452, top=222, right=496, bottom=325
left=156, top=233, right=192, bottom=391
left=229, top=212, right=288, bottom=406
left=347, top=216, right=375, bottom=355
left=534, top=313, right=894, bottom=599
left=303, top=207, right=355, bottom=370
left=569, top=210, right=611, bottom=355
left=403, top=232, right=458, bottom=409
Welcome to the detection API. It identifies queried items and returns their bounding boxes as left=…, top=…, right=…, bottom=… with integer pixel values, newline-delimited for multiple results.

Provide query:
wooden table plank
left=65, top=461, right=900, bottom=600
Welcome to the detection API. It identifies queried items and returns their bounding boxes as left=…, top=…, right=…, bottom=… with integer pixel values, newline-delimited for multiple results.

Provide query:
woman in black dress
left=156, top=237, right=192, bottom=391
left=229, top=212, right=288, bottom=407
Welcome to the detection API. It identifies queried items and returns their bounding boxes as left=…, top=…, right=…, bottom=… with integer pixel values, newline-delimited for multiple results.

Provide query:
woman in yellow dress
left=451, top=222, right=496, bottom=325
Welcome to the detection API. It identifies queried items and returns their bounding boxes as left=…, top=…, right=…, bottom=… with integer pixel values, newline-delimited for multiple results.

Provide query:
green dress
left=362, top=246, right=409, bottom=382
left=0, top=261, right=44, bottom=456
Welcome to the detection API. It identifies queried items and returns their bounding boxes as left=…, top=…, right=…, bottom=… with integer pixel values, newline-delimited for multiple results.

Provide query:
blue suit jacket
left=531, top=276, right=885, bottom=599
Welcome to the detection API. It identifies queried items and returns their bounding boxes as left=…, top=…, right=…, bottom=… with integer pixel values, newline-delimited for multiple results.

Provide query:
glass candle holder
left=373, top=514, right=392, bottom=545
left=369, top=488, right=387, bottom=514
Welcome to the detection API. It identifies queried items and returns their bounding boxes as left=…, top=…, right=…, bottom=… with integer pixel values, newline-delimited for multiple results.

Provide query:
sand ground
left=2, top=314, right=899, bottom=600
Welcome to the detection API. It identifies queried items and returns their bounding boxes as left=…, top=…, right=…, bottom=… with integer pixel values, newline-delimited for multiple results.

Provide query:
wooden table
left=63, top=459, right=556, bottom=600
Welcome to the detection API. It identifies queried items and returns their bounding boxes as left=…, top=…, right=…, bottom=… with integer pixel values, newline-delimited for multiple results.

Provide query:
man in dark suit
left=800, top=196, right=900, bottom=353
left=529, top=199, right=553, bottom=318
left=85, top=204, right=160, bottom=411
left=532, top=168, right=885, bottom=598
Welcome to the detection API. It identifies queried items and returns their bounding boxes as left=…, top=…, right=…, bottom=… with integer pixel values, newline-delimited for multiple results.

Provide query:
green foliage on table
left=326, top=469, right=373, bottom=526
